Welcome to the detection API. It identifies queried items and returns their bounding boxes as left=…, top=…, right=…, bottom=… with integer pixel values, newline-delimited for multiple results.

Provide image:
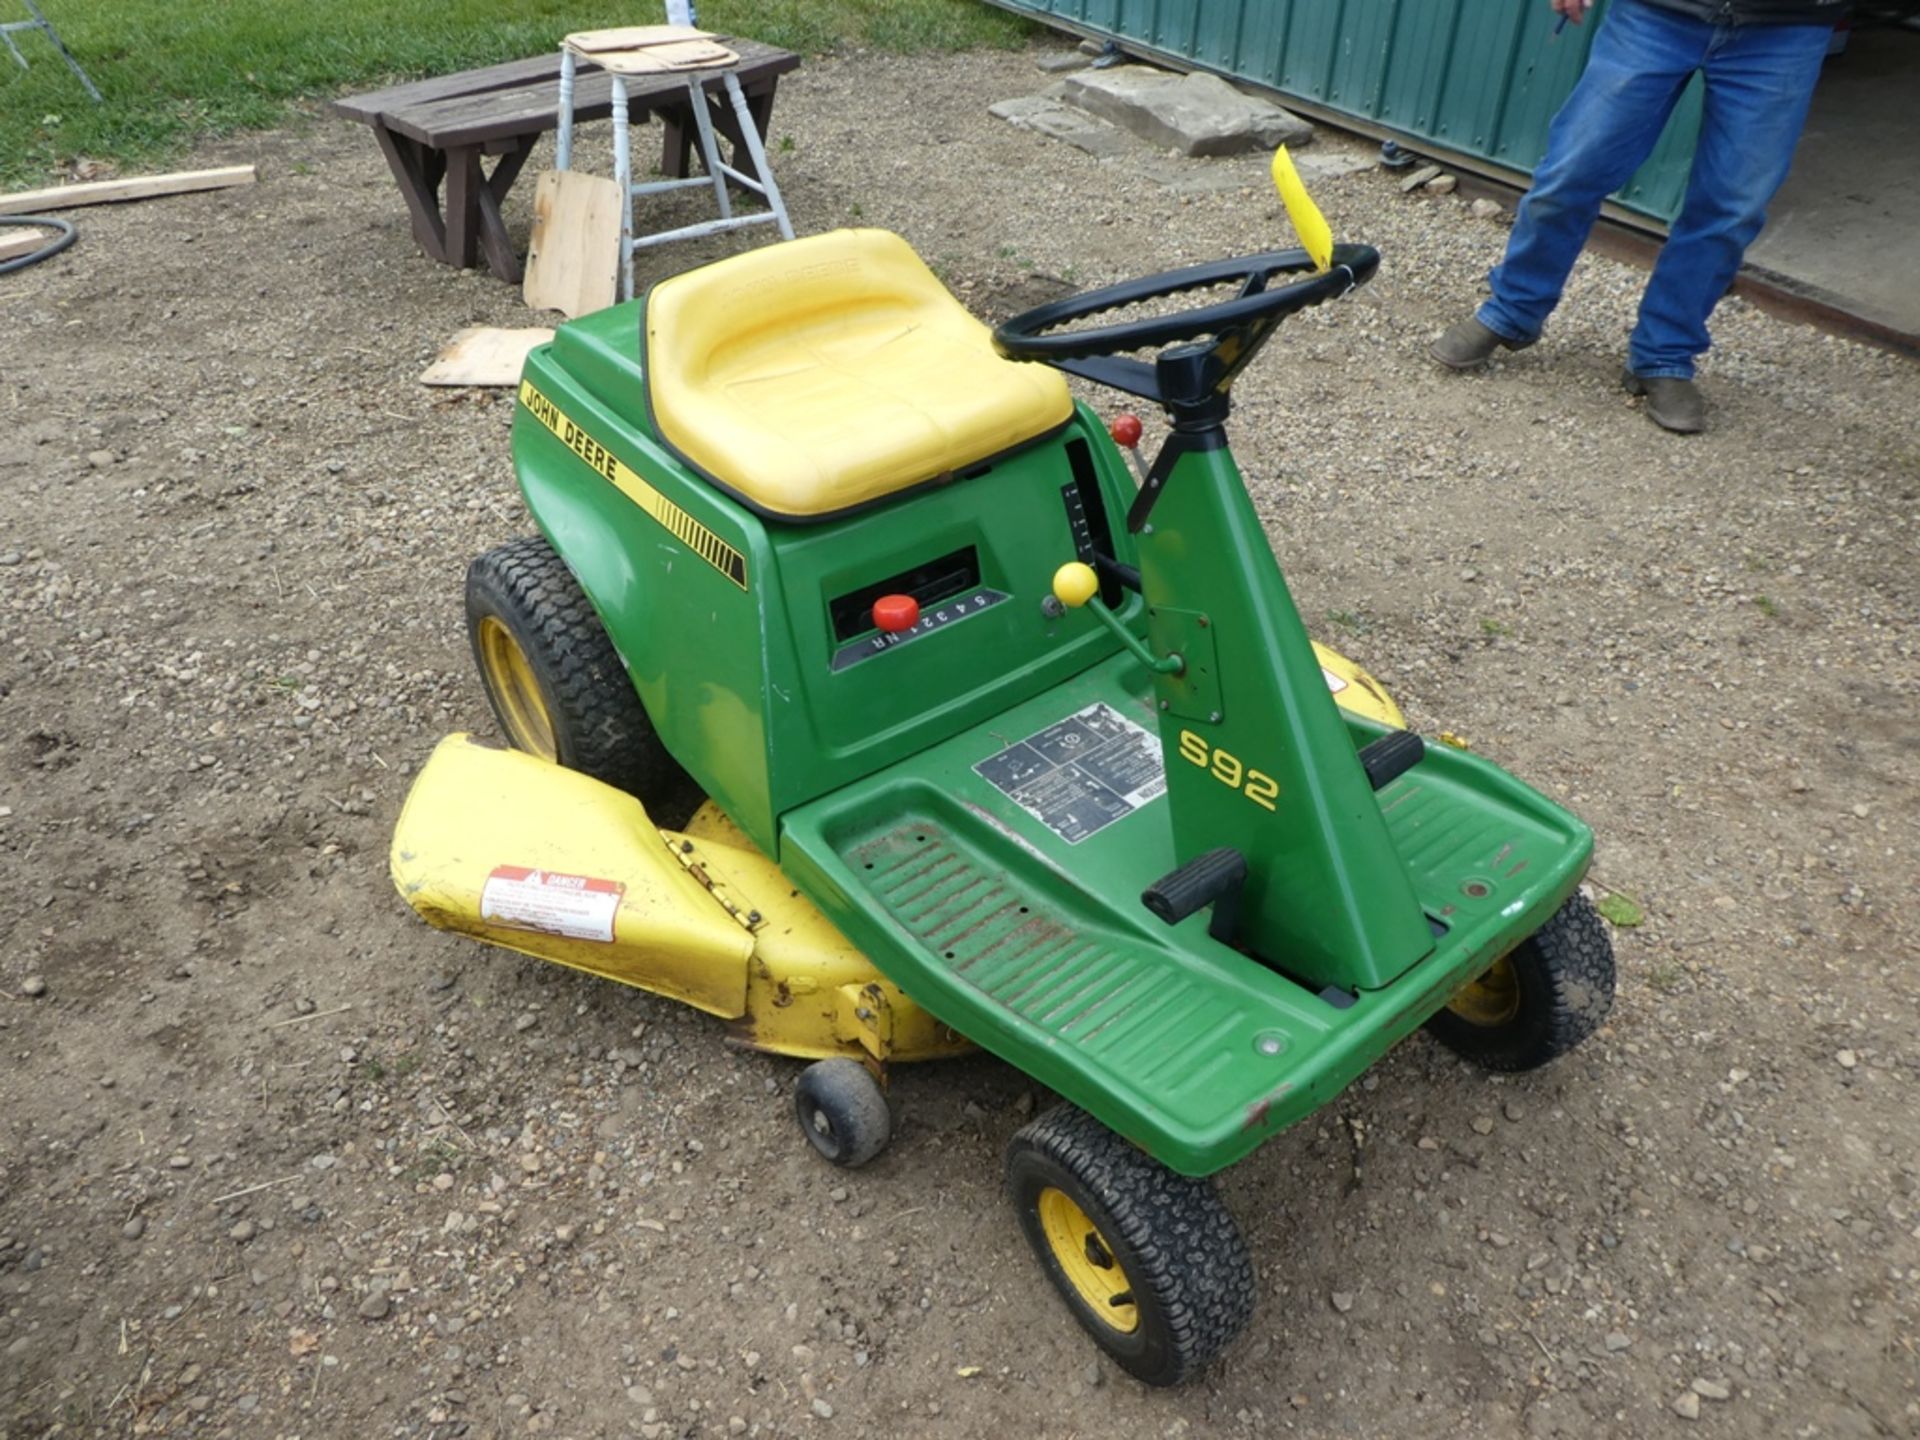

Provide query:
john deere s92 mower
left=391, top=160, right=1615, bottom=1385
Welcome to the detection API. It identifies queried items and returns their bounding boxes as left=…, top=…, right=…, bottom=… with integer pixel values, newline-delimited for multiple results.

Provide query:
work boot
left=1622, top=370, right=1706, bottom=434
left=1430, top=316, right=1535, bottom=371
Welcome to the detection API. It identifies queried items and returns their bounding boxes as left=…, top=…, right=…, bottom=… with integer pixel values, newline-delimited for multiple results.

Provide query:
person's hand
left=1552, top=0, right=1593, bottom=23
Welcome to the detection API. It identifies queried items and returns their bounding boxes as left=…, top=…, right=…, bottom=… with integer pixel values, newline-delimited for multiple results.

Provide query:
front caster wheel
left=1006, top=1105, right=1253, bottom=1387
left=1426, top=891, right=1616, bottom=1072
left=794, top=1058, right=891, bottom=1168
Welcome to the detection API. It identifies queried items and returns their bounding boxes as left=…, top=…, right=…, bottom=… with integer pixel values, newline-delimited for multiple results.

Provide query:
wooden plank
left=0, top=227, right=58, bottom=262
left=419, top=327, right=555, bottom=387
left=521, top=170, right=621, bottom=319
left=745, top=85, right=776, bottom=142
left=384, top=71, right=620, bottom=148
left=444, top=147, right=479, bottom=268
left=370, top=126, right=446, bottom=261
left=0, top=165, right=256, bottom=216
left=328, top=54, right=563, bottom=123
left=476, top=146, right=533, bottom=282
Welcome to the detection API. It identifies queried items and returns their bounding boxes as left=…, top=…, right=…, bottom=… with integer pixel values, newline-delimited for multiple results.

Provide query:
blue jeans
left=1478, top=0, right=1830, bottom=378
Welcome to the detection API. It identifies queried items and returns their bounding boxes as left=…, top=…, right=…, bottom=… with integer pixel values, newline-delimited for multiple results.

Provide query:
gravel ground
left=2, top=41, right=1917, bottom=1440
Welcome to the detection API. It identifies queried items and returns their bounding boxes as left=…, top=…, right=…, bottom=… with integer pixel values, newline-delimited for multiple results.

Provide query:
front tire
left=465, top=536, right=691, bottom=808
left=1426, top=891, right=1616, bottom=1071
left=1006, top=1105, right=1253, bottom=1387
left=794, top=1059, right=892, bottom=1168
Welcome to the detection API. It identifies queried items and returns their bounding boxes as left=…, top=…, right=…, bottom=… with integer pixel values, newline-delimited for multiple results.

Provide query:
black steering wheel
left=993, top=244, right=1379, bottom=409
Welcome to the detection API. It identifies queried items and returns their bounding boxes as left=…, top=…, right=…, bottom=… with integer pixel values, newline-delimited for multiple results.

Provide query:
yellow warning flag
left=1271, top=145, right=1332, bottom=273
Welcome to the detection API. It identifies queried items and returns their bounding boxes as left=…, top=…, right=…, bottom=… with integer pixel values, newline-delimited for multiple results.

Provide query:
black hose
left=0, top=215, right=78, bottom=275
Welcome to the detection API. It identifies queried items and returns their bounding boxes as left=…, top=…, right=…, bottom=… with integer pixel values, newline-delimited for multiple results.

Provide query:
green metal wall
left=985, top=0, right=1700, bottom=222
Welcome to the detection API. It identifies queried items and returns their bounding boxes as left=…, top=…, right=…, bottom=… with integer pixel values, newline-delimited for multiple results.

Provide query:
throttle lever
left=1108, top=412, right=1150, bottom=486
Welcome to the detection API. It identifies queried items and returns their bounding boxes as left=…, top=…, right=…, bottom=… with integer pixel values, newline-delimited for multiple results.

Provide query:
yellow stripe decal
left=518, top=379, right=749, bottom=591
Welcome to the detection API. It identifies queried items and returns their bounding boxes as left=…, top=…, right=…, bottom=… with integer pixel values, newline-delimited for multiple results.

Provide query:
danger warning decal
left=481, top=866, right=624, bottom=944
left=519, top=380, right=749, bottom=591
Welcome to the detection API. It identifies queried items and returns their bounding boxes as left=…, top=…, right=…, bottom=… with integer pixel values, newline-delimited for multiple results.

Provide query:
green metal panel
left=982, top=0, right=1700, bottom=222
left=1136, top=441, right=1435, bottom=992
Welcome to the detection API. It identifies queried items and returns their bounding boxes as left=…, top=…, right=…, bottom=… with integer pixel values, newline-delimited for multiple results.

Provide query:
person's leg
left=1626, top=21, right=1830, bottom=378
left=1477, top=0, right=1705, bottom=345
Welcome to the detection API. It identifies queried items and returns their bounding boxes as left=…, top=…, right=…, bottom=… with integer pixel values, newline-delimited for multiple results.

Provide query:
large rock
left=1062, top=65, right=1312, bottom=158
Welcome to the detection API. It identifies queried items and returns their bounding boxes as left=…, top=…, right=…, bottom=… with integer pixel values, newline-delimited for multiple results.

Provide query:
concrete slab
left=1061, top=65, right=1312, bottom=157
left=988, top=95, right=1136, bottom=160
left=1744, top=23, right=1920, bottom=341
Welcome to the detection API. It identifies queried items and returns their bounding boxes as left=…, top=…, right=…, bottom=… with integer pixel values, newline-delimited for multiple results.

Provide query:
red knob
left=1109, top=413, right=1143, bottom=448
left=872, top=594, right=920, bottom=633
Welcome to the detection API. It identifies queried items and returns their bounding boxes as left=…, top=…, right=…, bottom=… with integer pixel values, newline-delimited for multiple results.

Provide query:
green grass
left=0, top=0, right=1031, bottom=187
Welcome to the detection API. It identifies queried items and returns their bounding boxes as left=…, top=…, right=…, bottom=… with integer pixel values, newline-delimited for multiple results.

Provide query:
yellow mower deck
left=389, top=734, right=970, bottom=1063
left=392, top=644, right=1400, bottom=1067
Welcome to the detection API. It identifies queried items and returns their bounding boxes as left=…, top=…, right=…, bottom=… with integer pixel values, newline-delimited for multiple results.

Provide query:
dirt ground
left=2, top=40, right=1917, bottom=1440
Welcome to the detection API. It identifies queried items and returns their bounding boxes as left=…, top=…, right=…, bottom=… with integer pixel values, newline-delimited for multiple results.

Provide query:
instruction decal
left=518, top=379, right=749, bottom=591
left=973, top=702, right=1166, bottom=845
left=481, top=866, right=624, bottom=943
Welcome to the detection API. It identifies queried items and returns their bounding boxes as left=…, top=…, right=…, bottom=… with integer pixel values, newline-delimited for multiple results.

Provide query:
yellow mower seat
left=644, top=229, right=1073, bottom=520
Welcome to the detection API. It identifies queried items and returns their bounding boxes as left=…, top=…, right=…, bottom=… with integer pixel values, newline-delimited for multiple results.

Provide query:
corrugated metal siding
left=987, top=0, right=1700, bottom=222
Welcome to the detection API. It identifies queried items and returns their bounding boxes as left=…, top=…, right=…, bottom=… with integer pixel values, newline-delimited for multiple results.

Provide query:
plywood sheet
left=418, top=327, right=555, bottom=387
left=0, top=227, right=59, bottom=262
left=585, top=41, right=736, bottom=74
left=0, top=165, right=256, bottom=216
left=565, top=26, right=735, bottom=72
left=522, top=169, right=621, bottom=319
left=566, top=25, right=712, bottom=52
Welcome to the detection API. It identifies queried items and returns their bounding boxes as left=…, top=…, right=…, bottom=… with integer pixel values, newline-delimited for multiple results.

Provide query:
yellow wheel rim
left=1447, top=954, right=1522, bottom=1027
left=475, top=616, right=557, bottom=761
left=1037, top=1187, right=1139, bottom=1334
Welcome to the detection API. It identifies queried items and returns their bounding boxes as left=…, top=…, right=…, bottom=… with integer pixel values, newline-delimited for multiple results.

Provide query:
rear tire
left=1425, top=892, right=1616, bottom=1071
left=465, top=536, right=693, bottom=813
left=1006, top=1105, right=1253, bottom=1387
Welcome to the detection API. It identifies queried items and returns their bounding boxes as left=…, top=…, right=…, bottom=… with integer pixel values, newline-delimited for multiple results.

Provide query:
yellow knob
left=1051, top=562, right=1099, bottom=609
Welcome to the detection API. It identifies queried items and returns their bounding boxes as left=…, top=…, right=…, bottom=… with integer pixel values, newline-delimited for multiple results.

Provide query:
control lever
left=1108, top=413, right=1150, bottom=487
left=1051, top=563, right=1183, bottom=676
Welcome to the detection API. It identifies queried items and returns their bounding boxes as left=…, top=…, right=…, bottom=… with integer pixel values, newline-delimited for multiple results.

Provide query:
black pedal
left=1142, top=847, right=1247, bottom=944
left=1358, top=730, right=1425, bottom=791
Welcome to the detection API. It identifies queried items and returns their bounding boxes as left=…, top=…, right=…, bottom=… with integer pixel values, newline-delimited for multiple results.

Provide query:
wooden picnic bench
left=329, top=38, right=800, bottom=283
